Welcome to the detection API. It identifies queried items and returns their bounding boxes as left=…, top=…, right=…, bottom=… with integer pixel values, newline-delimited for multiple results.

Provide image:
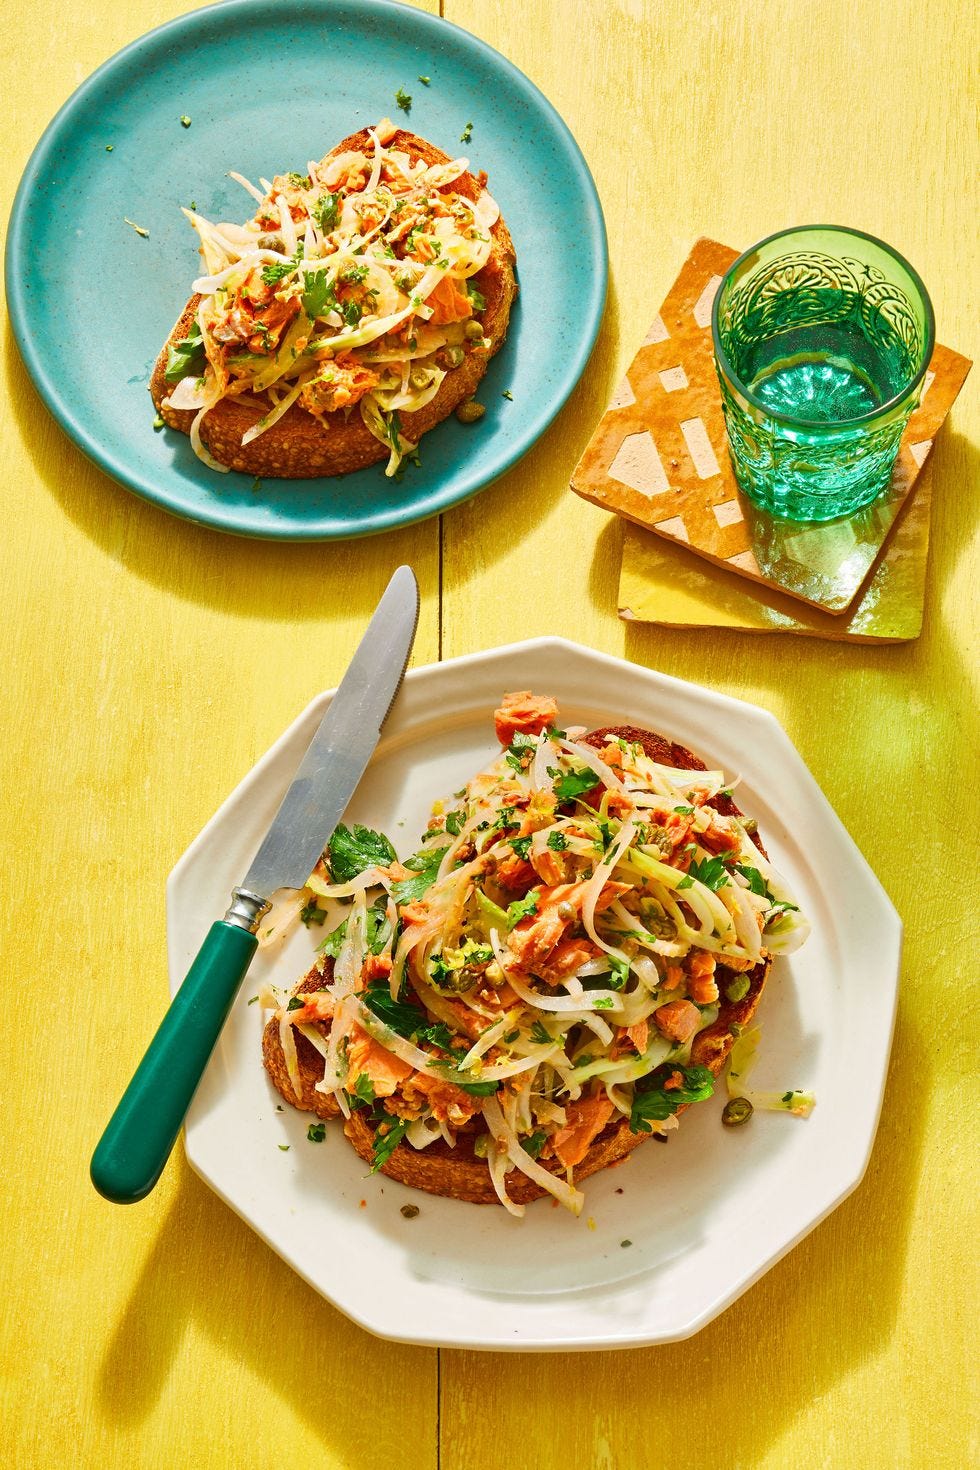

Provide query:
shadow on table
left=438, top=998, right=928, bottom=1469
left=94, top=1155, right=436, bottom=1458
left=4, top=323, right=434, bottom=624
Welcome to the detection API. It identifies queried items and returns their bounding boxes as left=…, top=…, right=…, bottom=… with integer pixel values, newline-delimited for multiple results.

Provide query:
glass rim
left=711, top=224, right=936, bottom=430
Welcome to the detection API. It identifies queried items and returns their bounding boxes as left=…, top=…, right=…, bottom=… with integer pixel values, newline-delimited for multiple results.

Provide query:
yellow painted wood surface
left=1, top=2, right=977, bottom=1468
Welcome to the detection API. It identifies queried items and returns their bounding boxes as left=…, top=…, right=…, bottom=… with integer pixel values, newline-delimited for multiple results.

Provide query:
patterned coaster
left=619, top=469, right=932, bottom=643
left=571, top=238, right=972, bottom=614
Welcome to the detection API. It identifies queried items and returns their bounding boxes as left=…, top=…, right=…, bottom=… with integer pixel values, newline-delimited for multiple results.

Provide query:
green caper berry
left=722, top=1097, right=753, bottom=1128
left=464, top=319, right=484, bottom=340
left=725, top=974, right=751, bottom=1004
left=455, top=398, right=486, bottom=424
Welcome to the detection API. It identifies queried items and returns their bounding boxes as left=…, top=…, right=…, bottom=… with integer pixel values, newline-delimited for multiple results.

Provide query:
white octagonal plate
left=167, top=638, right=900, bottom=1351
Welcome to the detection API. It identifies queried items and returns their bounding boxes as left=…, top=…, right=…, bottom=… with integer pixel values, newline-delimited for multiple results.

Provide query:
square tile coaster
left=571, top=237, right=972, bottom=613
left=619, top=469, right=932, bottom=643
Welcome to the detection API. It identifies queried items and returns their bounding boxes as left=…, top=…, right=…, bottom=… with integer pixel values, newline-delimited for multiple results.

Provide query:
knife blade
left=90, top=565, right=420, bottom=1204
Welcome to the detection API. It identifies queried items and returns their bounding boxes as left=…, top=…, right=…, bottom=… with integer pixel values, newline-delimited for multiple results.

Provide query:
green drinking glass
left=711, top=225, right=935, bottom=521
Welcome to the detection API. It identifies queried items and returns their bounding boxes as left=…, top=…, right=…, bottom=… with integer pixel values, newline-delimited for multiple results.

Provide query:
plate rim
left=4, top=0, right=608, bottom=541
left=167, top=636, right=902, bottom=1350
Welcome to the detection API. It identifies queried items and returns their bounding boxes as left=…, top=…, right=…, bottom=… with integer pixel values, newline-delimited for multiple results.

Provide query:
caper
left=455, top=399, right=486, bottom=424
left=409, top=368, right=430, bottom=390
left=725, top=974, right=751, bottom=1004
left=400, top=1204, right=420, bottom=1219
left=437, top=344, right=465, bottom=370
left=464, top=319, right=484, bottom=340
left=556, top=901, right=576, bottom=920
left=441, top=968, right=477, bottom=994
left=257, top=233, right=285, bottom=252
left=473, top=1133, right=491, bottom=1159
left=722, top=1097, right=753, bottom=1128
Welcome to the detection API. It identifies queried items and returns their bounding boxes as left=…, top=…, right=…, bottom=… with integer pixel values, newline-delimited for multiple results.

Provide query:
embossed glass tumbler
left=711, top=226, right=934, bottom=521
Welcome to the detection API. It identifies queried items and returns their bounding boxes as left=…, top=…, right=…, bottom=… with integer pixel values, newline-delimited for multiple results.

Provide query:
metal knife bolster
left=223, top=889, right=271, bottom=933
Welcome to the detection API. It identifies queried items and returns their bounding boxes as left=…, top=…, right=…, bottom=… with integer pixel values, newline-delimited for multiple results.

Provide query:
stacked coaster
left=571, top=238, right=972, bottom=641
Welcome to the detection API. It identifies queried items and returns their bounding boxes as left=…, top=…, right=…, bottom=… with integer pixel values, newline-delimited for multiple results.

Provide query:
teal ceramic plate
left=5, top=0, right=606, bottom=540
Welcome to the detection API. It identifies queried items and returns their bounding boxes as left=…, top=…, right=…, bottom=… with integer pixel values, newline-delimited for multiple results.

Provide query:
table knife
left=91, top=564, right=419, bottom=1204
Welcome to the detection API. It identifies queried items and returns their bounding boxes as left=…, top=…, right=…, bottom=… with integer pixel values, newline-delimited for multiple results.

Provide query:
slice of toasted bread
left=262, top=723, right=771, bottom=1205
left=150, top=127, right=517, bottom=477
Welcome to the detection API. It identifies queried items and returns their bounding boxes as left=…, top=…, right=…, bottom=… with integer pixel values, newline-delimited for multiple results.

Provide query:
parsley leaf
left=286, top=996, right=304, bottom=1012
left=546, top=830, right=568, bottom=852
left=445, top=809, right=465, bottom=837
left=300, top=898, right=327, bottom=927
left=606, top=953, right=630, bottom=990
left=465, top=281, right=485, bottom=312
left=327, top=823, right=396, bottom=882
left=312, top=192, right=340, bottom=232
left=391, top=845, right=449, bottom=904
left=734, top=863, right=768, bottom=897
left=318, top=902, right=392, bottom=958
left=395, top=86, right=412, bottom=113
left=301, top=269, right=334, bottom=320
left=342, top=298, right=363, bottom=328
left=521, top=1130, right=547, bottom=1159
left=592, top=997, right=615, bottom=1010
left=505, top=731, right=537, bottom=772
left=529, top=1019, right=552, bottom=1045
left=677, top=855, right=730, bottom=892
left=509, top=835, right=532, bottom=861
left=261, top=245, right=303, bottom=287
left=460, top=121, right=473, bottom=143
left=506, top=890, right=539, bottom=928
left=629, top=1064, right=714, bottom=1134
left=362, top=987, right=454, bottom=1050
left=445, top=1076, right=500, bottom=1096
left=307, top=1122, right=326, bottom=1142
left=164, top=321, right=205, bottom=382
left=553, top=767, right=598, bottom=803
left=371, top=1115, right=410, bottom=1171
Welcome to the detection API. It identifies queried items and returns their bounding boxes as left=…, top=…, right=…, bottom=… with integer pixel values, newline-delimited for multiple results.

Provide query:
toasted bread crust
left=262, top=723, right=770, bottom=1203
left=150, top=127, right=517, bottom=477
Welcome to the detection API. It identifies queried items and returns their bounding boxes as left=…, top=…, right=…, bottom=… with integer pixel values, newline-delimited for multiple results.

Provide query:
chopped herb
left=341, top=263, right=370, bottom=283
left=391, top=845, right=448, bottom=904
left=734, top=864, right=769, bottom=897
left=505, top=731, right=538, bottom=772
left=509, top=835, right=532, bottom=861
left=553, top=766, right=598, bottom=803
left=606, top=953, right=630, bottom=990
left=592, top=997, right=615, bottom=1010
left=286, top=996, right=304, bottom=1013
left=546, top=830, right=568, bottom=852
left=152, top=415, right=165, bottom=431
left=465, top=281, right=486, bottom=312
left=395, top=86, right=412, bottom=114
left=342, top=298, right=363, bottom=327
left=501, top=389, right=513, bottom=400
left=445, top=809, right=465, bottom=837
left=678, top=855, right=730, bottom=892
left=278, top=1144, right=290, bottom=1152
left=521, top=1130, right=547, bottom=1159
left=620, top=1239, right=632, bottom=1248
left=247, top=995, right=259, bottom=1006
left=352, top=1074, right=376, bottom=1107
left=124, top=217, right=150, bottom=238
left=276, top=1105, right=284, bottom=1112
left=179, top=115, right=191, bottom=128
left=312, top=192, right=341, bottom=232
left=629, top=1064, right=714, bottom=1134
left=372, top=1115, right=410, bottom=1171
left=301, top=269, right=334, bottom=320
left=506, top=890, right=539, bottom=928
left=328, top=823, right=397, bottom=882
left=448, top=1077, right=500, bottom=1096
left=673, top=805, right=695, bottom=815
left=287, top=171, right=311, bottom=188
left=318, top=902, right=392, bottom=959
left=529, top=1020, right=552, bottom=1046
left=105, top=144, right=113, bottom=153
left=400, top=1203, right=420, bottom=1218
left=782, top=1091, right=795, bottom=1104
left=300, top=898, right=327, bottom=927
left=460, top=121, right=473, bottom=143
left=362, top=987, right=454, bottom=1051
left=418, top=74, right=431, bottom=85
left=307, top=1122, right=326, bottom=1143
left=492, top=804, right=518, bottom=832
left=502, top=1029, right=520, bottom=1045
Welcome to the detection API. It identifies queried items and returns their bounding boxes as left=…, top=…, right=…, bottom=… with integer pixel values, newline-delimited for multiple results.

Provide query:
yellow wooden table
left=2, top=2, right=977, bottom=1465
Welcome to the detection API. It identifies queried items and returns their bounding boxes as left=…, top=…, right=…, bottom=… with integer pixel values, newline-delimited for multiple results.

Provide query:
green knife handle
left=90, top=920, right=258, bottom=1204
